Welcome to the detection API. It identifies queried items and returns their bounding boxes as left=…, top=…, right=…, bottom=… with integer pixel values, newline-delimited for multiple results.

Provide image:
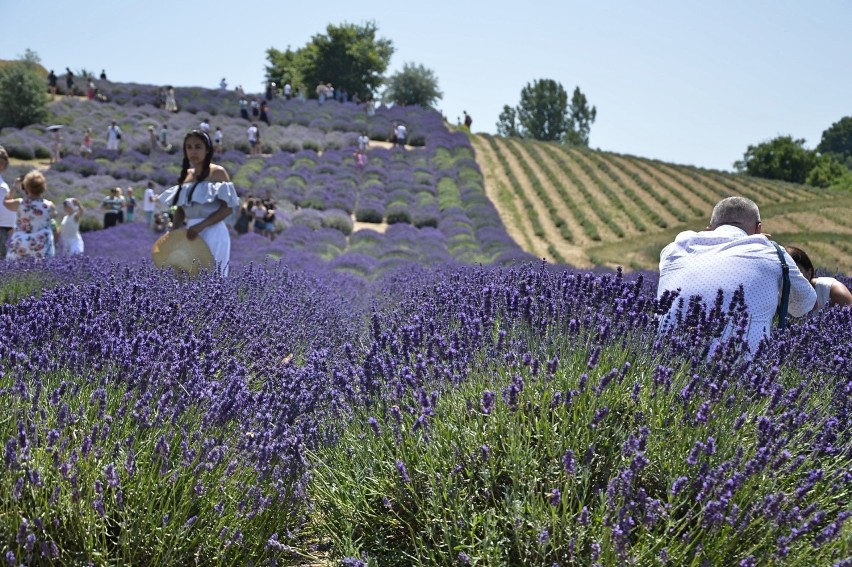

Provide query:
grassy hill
left=473, top=135, right=852, bottom=275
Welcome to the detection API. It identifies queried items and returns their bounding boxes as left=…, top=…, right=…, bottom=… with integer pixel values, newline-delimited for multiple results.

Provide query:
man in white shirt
left=395, top=123, right=407, bottom=149
left=0, top=147, right=17, bottom=259
left=142, top=181, right=158, bottom=226
left=247, top=124, right=259, bottom=155
left=106, top=122, right=122, bottom=151
left=657, top=196, right=815, bottom=353
left=199, top=119, right=210, bottom=133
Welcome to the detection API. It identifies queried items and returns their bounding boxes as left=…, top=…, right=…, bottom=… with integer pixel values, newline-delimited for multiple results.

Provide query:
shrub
left=385, top=204, right=412, bottom=225
left=79, top=216, right=103, bottom=232
left=0, top=62, right=49, bottom=128
left=320, top=209, right=354, bottom=236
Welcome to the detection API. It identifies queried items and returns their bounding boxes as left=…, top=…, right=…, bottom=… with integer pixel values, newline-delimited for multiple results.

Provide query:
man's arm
left=784, top=250, right=817, bottom=317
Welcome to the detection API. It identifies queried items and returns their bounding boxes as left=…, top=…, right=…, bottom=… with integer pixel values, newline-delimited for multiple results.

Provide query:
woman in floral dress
left=2, top=170, right=58, bottom=259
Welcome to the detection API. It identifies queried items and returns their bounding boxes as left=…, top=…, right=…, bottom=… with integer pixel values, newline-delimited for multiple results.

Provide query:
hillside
left=2, top=81, right=850, bottom=276
left=473, top=135, right=852, bottom=275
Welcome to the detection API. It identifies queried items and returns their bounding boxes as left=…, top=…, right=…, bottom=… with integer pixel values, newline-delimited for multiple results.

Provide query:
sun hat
left=151, top=228, right=215, bottom=276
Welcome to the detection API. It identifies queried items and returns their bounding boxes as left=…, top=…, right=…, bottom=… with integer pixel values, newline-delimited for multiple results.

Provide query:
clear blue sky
left=3, top=0, right=849, bottom=171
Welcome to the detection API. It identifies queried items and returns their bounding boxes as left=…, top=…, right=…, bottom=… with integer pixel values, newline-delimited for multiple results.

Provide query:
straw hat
left=151, top=228, right=215, bottom=276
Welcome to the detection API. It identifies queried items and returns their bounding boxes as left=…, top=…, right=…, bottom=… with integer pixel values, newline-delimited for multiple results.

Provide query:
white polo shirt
left=657, top=225, right=816, bottom=352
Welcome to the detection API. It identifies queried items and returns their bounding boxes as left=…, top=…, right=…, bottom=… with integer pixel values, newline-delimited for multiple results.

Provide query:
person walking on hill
left=164, top=87, right=178, bottom=112
left=247, top=123, right=260, bottom=156
left=159, top=124, right=169, bottom=150
left=259, top=101, right=270, bottom=125
left=50, top=129, right=63, bottom=163
left=48, top=70, right=58, bottom=99
left=214, top=127, right=223, bottom=154
left=81, top=128, right=93, bottom=156
left=106, top=121, right=122, bottom=151
left=65, top=67, right=74, bottom=96
left=143, top=181, right=158, bottom=226
left=657, top=196, right=816, bottom=353
left=463, top=110, right=473, bottom=131
left=158, top=130, right=239, bottom=276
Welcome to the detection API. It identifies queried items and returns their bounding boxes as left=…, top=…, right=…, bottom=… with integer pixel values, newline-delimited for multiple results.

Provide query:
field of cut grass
left=473, top=135, right=852, bottom=275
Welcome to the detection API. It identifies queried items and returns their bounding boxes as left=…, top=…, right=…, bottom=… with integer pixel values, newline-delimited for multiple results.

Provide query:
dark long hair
left=174, top=130, right=213, bottom=205
left=785, top=245, right=815, bottom=280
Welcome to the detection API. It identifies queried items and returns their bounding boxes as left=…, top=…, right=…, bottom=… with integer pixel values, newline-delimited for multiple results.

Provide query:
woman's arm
left=829, top=280, right=852, bottom=308
left=186, top=200, right=231, bottom=240
left=73, top=198, right=84, bottom=221
left=3, top=198, right=20, bottom=212
left=172, top=207, right=186, bottom=231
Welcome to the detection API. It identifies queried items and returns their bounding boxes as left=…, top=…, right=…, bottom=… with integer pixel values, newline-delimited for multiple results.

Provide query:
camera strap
left=770, top=241, right=791, bottom=331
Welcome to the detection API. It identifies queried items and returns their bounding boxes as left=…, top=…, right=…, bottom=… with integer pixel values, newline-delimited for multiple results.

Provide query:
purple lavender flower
left=458, top=551, right=471, bottom=564
left=396, top=460, right=411, bottom=483
left=563, top=449, right=576, bottom=475
left=367, top=417, right=381, bottom=435
left=480, top=390, right=495, bottom=414
left=548, top=488, right=561, bottom=507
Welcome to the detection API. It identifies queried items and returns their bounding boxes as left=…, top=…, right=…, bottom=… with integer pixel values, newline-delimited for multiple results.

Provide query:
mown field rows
left=472, top=135, right=852, bottom=275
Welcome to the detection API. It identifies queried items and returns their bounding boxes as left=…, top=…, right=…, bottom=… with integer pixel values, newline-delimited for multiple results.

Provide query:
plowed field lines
left=614, top=156, right=709, bottom=217
left=508, top=141, right=599, bottom=246
left=540, top=145, right=635, bottom=238
left=472, top=137, right=542, bottom=257
left=590, top=152, right=691, bottom=227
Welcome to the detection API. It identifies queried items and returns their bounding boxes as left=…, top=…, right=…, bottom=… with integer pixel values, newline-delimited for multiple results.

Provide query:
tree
left=733, top=136, right=818, bottom=184
left=383, top=63, right=442, bottom=108
left=515, top=79, right=570, bottom=142
left=497, top=79, right=596, bottom=145
left=565, top=86, right=597, bottom=146
left=266, top=21, right=393, bottom=101
left=496, top=105, right=520, bottom=138
left=0, top=59, right=49, bottom=128
left=817, top=116, right=852, bottom=166
left=805, top=155, right=848, bottom=188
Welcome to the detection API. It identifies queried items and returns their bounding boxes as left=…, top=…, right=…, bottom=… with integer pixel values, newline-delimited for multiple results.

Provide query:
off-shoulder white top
left=159, top=181, right=239, bottom=220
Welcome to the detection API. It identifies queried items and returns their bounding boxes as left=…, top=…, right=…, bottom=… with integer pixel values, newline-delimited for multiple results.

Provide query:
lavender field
left=1, top=84, right=851, bottom=565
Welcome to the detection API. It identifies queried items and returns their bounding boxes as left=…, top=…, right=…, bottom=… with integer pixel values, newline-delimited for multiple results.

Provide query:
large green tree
left=383, top=62, right=442, bottom=108
left=733, top=136, right=818, bottom=184
left=497, top=79, right=596, bottom=145
left=266, top=21, right=393, bottom=102
left=0, top=53, right=49, bottom=128
left=817, top=116, right=852, bottom=167
left=517, top=79, right=569, bottom=142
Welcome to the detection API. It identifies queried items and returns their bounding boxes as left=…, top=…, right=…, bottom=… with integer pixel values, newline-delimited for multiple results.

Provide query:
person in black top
left=65, top=67, right=74, bottom=96
left=48, top=70, right=58, bottom=98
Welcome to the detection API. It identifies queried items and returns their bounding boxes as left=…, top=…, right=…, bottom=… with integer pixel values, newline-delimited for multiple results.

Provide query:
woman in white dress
left=159, top=130, right=238, bottom=276
left=59, top=198, right=85, bottom=255
left=786, top=246, right=852, bottom=311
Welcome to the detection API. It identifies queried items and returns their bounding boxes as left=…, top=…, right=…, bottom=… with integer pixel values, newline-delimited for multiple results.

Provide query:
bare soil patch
left=495, top=139, right=591, bottom=265
left=472, top=137, right=547, bottom=258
